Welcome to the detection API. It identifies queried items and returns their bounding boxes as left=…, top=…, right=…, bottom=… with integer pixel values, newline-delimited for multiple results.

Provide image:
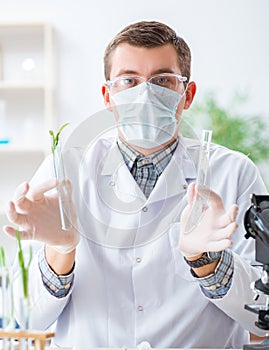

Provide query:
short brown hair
left=104, top=21, right=191, bottom=81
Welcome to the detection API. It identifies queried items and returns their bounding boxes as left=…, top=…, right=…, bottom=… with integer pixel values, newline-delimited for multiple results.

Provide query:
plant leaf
left=0, top=246, right=6, bottom=267
left=49, top=123, right=69, bottom=154
left=16, top=229, right=32, bottom=300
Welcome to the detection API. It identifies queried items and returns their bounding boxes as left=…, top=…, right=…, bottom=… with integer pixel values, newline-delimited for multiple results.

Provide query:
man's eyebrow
left=113, top=69, right=140, bottom=77
left=152, top=68, right=177, bottom=74
left=113, top=68, right=179, bottom=77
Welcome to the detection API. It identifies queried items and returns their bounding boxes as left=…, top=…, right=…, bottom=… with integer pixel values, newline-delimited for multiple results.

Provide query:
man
left=4, top=21, right=267, bottom=348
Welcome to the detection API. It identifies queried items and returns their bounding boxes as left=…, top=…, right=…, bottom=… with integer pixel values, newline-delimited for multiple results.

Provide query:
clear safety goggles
left=106, top=73, right=188, bottom=94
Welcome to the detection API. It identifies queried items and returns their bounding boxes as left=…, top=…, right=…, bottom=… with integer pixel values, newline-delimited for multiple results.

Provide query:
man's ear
left=183, top=81, right=197, bottom=110
left=102, top=84, right=113, bottom=111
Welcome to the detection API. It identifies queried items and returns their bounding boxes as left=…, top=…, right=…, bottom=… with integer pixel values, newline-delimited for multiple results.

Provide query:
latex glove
left=137, top=342, right=151, bottom=350
left=3, top=179, right=80, bottom=254
left=179, top=183, right=238, bottom=258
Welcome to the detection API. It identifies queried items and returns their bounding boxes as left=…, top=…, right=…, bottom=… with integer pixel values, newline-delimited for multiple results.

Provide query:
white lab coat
left=12, top=135, right=268, bottom=348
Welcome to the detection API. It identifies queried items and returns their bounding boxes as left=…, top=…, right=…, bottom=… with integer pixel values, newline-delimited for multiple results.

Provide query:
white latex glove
left=137, top=341, right=151, bottom=350
left=3, top=179, right=80, bottom=254
left=179, top=183, right=239, bottom=258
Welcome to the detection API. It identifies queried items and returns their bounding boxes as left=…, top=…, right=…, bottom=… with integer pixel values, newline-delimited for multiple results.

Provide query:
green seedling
left=0, top=246, right=6, bottom=268
left=16, top=230, right=32, bottom=300
left=49, top=123, right=69, bottom=154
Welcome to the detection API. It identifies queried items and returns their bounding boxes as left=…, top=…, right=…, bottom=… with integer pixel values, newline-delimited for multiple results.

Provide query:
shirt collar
left=117, top=137, right=179, bottom=174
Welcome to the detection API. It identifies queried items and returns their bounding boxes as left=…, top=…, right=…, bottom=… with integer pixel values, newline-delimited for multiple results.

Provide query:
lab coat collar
left=99, top=136, right=198, bottom=203
left=100, top=138, right=124, bottom=175
left=146, top=136, right=198, bottom=203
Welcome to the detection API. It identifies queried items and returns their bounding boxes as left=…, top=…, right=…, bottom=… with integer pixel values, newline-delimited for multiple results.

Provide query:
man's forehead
left=109, top=43, right=181, bottom=78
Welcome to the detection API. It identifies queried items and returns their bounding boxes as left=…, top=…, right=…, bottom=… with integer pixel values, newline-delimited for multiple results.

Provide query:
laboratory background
left=0, top=0, right=268, bottom=261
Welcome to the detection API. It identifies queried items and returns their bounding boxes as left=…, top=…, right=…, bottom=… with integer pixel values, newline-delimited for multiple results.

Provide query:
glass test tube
left=53, top=145, right=72, bottom=231
left=184, top=129, right=212, bottom=234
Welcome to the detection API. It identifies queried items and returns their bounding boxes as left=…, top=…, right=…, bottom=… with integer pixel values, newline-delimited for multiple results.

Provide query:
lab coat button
left=137, top=305, right=143, bottom=311
left=109, top=180, right=115, bottom=187
left=182, top=184, right=188, bottom=190
left=142, top=206, right=148, bottom=212
left=136, top=257, right=142, bottom=263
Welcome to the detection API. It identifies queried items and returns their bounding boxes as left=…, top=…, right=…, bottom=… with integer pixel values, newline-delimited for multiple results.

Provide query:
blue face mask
left=111, top=82, right=183, bottom=148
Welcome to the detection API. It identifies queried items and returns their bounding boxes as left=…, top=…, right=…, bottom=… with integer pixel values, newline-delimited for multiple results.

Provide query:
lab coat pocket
left=168, top=222, right=196, bottom=282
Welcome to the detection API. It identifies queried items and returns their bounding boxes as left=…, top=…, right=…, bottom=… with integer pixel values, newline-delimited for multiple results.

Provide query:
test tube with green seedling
left=0, top=246, right=9, bottom=329
left=15, top=229, right=32, bottom=349
left=16, top=230, right=32, bottom=303
left=49, top=123, right=72, bottom=231
left=0, top=245, right=15, bottom=331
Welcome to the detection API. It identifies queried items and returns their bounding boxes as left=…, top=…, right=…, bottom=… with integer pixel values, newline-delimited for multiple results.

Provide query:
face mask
left=111, top=82, right=183, bottom=148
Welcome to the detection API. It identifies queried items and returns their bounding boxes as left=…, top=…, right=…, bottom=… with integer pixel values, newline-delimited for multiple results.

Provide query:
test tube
left=184, top=129, right=212, bottom=234
left=53, top=144, right=72, bottom=231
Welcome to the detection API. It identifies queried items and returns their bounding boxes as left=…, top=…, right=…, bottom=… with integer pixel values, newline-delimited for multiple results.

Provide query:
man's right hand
left=3, top=179, right=80, bottom=254
left=179, top=183, right=238, bottom=258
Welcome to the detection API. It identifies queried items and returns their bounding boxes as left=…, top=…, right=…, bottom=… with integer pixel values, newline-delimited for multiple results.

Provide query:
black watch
left=184, top=251, right=222, bottom=268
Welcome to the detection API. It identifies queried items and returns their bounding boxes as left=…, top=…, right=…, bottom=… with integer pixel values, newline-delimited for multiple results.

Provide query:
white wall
left=0, top=0, right=269, bottom=184
left=0, top=0, right=268, bottom=128
left=0, top=0, right=268, bottom=259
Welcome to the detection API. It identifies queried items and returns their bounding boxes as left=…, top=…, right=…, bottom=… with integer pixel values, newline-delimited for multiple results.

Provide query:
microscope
left=244, top=193, right=269, bottom=350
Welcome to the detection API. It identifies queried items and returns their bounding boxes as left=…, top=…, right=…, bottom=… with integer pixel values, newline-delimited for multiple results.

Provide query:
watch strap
left=184, top=251, right=222, bottom=268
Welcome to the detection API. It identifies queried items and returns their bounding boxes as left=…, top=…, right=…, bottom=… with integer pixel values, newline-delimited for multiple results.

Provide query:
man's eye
left=158, top=78, right=168, bottom=84
left=122, top=78, right=136, bottom=86
left=153, top=77, right=169, bottom=85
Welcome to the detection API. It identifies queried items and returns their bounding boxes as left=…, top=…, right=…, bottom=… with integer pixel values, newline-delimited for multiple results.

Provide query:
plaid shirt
left=38, top=137, right=233, bottom=299
left=118, top=137, right=178, bottom=198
